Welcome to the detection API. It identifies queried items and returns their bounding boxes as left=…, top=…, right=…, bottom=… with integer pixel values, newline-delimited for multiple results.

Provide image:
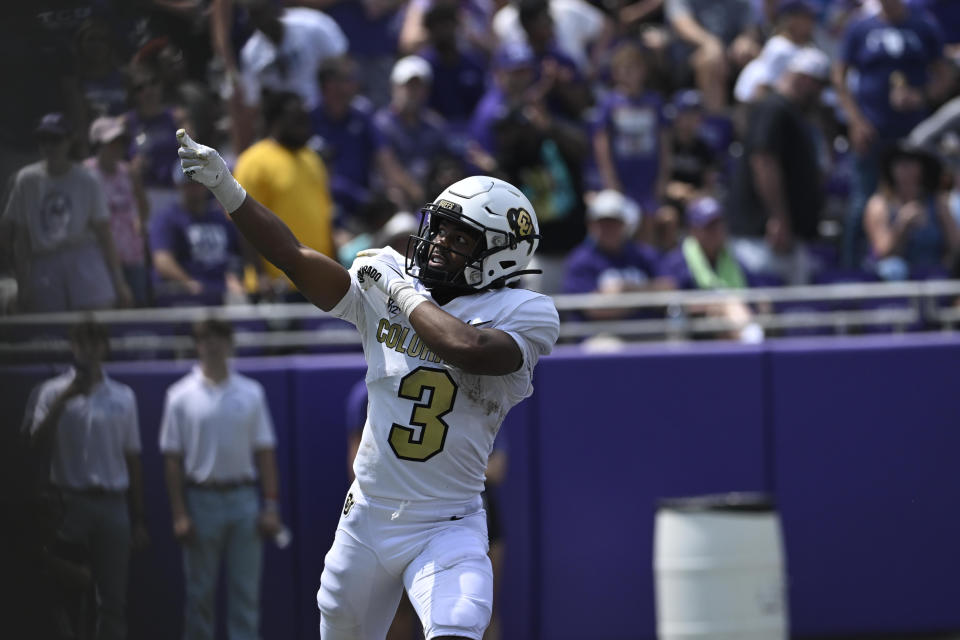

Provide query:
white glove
left=176, top=129, right=247, bottom=213
left=354, top=248, right=428, bottom=318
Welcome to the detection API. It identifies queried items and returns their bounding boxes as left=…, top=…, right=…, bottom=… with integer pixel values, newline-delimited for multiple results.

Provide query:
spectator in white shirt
left=159, top=317, right=285, bottom=640
left=492, top=0, right=610, bottom=74
left=734, top=0, right=819, bottom=104
left=231, top=0, right=348, bottom=151
left=29, top=319, right=148, bottom=640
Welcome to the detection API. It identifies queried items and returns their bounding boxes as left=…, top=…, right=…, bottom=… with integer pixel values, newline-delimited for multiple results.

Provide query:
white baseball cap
left=89, top=116, right=126, bottom=145
left=587, top=190, right=641, bottom=231
left=787, top=47, right=831, bottom=82
left=391, top=56, right=433, bottom=85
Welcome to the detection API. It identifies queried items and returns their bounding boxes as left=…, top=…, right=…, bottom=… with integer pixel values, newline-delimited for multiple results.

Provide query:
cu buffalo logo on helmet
left=508, top=207, right=533, bottom=237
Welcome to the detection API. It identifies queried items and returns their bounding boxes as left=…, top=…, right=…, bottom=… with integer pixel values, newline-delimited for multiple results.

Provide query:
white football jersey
left=329, top=247, right=560, bottom=501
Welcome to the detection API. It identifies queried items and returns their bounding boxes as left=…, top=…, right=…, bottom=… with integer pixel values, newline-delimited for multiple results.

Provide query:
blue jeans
left=122, top=263, right=150, bottom=307
left=59, top=492, right=131, bottom=640
left=843, top=140, right=895, bottom=268
left=183, top=486, right=262, bottom=640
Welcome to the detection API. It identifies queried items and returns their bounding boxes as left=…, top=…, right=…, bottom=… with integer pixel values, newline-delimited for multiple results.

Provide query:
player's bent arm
left=228, top=195, right=351, bottom=310
left=407, top=302, right=523, bottom=376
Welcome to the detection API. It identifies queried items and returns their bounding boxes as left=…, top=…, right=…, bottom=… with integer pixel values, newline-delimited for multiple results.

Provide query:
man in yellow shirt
left=234, top=91, right=335, bottom=297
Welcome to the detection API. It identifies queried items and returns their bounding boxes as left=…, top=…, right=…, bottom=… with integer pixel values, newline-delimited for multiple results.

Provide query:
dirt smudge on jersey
left=461, top=377, right=502, bottom=417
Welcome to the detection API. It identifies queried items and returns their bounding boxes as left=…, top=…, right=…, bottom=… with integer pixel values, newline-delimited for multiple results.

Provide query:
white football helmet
left=406, top=176, right=541, bottom=291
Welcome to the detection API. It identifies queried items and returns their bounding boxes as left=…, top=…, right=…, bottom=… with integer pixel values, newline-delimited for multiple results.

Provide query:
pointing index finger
left=176, top=129, right=200, bottom=150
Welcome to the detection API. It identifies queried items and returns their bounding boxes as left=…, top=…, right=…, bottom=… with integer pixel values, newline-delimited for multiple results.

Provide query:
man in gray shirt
left=0, top=113, right=132, bottom=312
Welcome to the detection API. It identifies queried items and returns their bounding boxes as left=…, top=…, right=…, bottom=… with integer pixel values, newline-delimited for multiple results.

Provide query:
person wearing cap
left=28, top=319, right=149, bottom=640
left=373, top=55, right=456, bottom=210
left=593, top=40, right=671, bottom=222
left=665, top=89, right=719, bottom=201
left=468, top=42, right=538, bottom=156
left=835, top=0, right=951, bottom=266
left=562, top=189, right=668, bottom=318
left=160, top=317, right=285, bottom=640
left=863, top=141, right=959, bottom=280
left=234, top=91, right=335, bottom=299
left=728, top=47, right=830, bottom=285
left=734, top=0, right=818, bottom=104
left=84, top=116, right=151, bottom=306
left=0, top=113, right=133, bottom=312
left=660, top=196, right=750, bottom=289
left=148, top=151, right=247, bottom=306
left=659, top=197, right=763, bottom=341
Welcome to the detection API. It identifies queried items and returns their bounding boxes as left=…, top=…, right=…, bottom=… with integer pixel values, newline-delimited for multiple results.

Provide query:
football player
left=177, top=129, right=559, bottom=640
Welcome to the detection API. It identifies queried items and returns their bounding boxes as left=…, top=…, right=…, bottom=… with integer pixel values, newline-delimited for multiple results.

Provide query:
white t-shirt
left=31, top=369, right=141, bottom=491
left=330, top=247, right=560, bottom=502
left=492, top=0, right=606, bottom=71
left=240, top=7, right=348, bottom=109
left=159, top=367, right=277, bottom=483
left=734, top=35, right=800, bottom=103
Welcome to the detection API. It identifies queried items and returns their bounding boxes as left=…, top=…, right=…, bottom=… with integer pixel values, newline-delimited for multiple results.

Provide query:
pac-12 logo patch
left=342, top=492, right=355, bottom=516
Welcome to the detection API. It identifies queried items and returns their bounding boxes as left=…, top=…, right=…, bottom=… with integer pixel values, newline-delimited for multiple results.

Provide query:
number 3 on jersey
left=389, top=367, right=458, bottom=461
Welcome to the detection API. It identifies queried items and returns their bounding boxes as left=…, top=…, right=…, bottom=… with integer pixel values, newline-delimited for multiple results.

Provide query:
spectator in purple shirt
left=659, top=196, right=764, bottom=341
left=323, top=0, right=404, bottom=108
left=593, top=40, right=672, bottom=224
left=660, top=196, right=751, bottom=290
left=517, top=0, right=592, bottom=119
left=418, top=3, right=488, bottom=130
left=907, top=0, right=960, bottom=57
left=373, top=55, right=456, bottom=209
left=126, top=65, right=186, bottom=218
left=835, top=0, right=951, bottom=266
left=468, top=41, right=537, bottom=156
left=311, top=56, right=384, bottom=224
left=562, top=190, right=668, bottom=318
left=148, top=170, right=245, bottom=306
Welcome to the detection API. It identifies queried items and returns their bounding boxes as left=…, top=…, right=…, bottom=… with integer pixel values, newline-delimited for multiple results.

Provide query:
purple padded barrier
left=492, top=398, right=536, bottom=640
left=287, top=353, right=366, bottom=640
left=533, top=343, right=769, bottom=640
left=769, top=334, right=960, bottom=636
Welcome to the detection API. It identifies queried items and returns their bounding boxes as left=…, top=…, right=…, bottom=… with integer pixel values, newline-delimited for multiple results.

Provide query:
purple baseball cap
left=686, top=196, right=724, bottom=227
left=35, top=112, right=70, bottom=138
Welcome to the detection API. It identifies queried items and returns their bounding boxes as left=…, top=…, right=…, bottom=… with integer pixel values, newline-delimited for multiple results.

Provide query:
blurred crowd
left=3, top=0, right=960, bottom=329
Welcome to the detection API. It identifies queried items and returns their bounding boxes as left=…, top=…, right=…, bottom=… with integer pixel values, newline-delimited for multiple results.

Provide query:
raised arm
left=177, top=130, right=350, bottom=310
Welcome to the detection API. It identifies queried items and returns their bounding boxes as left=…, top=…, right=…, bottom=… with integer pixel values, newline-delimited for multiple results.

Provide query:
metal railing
left=1, top=280, right=959, bottom=356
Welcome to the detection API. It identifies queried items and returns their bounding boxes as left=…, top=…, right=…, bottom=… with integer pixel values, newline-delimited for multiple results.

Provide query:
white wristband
left=211, top=175, right=247, bottom=214
left=388, top=279, right=428, bottom=318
